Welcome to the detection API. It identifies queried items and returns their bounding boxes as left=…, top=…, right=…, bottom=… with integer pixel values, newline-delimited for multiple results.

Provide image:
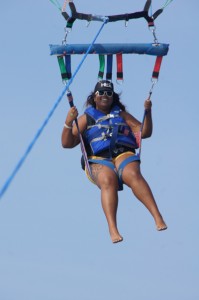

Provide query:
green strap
left=57, top=56, right=67, bottom=81
left=66, top=20, right=75, bottom=29
left=98, top=55, right=105, bottom=80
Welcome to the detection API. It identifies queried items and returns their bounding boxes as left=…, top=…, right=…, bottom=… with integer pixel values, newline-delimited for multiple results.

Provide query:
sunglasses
left=95, top=90, right=113, bottom=97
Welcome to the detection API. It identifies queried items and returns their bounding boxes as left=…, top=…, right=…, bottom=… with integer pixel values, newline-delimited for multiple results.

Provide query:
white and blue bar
left=50, top=43, right=169, bottom=56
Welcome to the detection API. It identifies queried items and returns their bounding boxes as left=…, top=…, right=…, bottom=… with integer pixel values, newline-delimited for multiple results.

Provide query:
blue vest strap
left=109, top=125, right=119, bottom=154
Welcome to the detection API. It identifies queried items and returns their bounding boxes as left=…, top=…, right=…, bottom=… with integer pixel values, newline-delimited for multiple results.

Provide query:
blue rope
left=0, top=18, right=108, bottom=200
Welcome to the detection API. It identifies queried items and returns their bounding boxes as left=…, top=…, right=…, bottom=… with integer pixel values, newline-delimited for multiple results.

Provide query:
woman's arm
left=141, top=100, right=153, bottom=138
left=120, top=99, right=153, bottom=139
left=61, top=106, right=87, bottom=148
left=120, top=110, right=141, bottom=134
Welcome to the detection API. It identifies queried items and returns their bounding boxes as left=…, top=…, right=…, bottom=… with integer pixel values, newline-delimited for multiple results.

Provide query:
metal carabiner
left=149, top=24, right=159, bottom=45
left=148, top=79, right=157, bottom=99
left=86, top=21, right=91, bottom=27
left=62, top=27, right=71, bottom=45
left=152, top=27, right=159, bottom=44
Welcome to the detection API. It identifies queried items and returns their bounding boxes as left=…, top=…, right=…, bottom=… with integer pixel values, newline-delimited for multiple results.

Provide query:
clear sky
left=0, top=1, right=198, bottom=299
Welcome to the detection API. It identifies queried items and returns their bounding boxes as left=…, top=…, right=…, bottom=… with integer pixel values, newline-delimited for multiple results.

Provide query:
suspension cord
left=163, top=0, right=174, bottom=9
left=49, top=0, right=62, bottom=11
left=138, top=55, right=164, bottom=157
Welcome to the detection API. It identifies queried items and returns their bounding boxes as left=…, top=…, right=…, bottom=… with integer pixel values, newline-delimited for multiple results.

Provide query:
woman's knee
left=98, top=172, right=118, bottom=189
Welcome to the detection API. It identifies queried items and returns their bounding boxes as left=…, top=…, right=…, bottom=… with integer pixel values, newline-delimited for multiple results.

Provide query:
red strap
left=116, top=53, right=123, bottom=81
left=152, top=56, right=163, bottom=79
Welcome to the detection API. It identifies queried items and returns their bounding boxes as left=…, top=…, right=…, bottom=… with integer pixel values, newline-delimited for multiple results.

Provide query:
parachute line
left=49, top=0, right=62, bottom=11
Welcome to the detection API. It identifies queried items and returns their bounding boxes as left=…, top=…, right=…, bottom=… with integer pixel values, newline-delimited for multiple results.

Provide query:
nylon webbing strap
left=116, top=53, right=123, bottom=81
left=60, top=0, right=172, bottom=27
left=62, top=0, right=70, bottom=12
left=109, top=125, right=119, bottom=155
left=57, top=56, right=68, bottom=80
left=152, top=9, right=163, bottom=20
left=152, top=56, right=163, bottom=80
left=144, top=0, right=152, bottom=12
left=88, top=158, right=123, bottom=191
left=65, top=55, right=72, bottom=79
left=57, top=55, right=72, bottom=81
left=65, top=2, right=77, bottom=28
left=106, top=54, right=113, bottom=80
left=151, top=0, right=173, bottom=20
left=98, top=54, right=105, bottom=80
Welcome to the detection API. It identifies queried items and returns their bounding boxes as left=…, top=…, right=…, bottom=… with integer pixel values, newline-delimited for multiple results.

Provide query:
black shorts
left=81, top=146, right=135, bottom=170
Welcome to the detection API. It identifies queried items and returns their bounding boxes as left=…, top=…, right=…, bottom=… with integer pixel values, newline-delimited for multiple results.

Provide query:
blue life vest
left=84, top=105, right=138, bottom=155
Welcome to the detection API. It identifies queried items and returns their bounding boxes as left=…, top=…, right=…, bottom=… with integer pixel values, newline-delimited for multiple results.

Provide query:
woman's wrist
left=64, top=122, right=73, bottom=129
left=145, top=108, right=151, bottom=113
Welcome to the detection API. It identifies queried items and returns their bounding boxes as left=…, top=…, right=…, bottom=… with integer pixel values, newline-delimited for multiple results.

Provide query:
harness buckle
left=105, top=128, right=113, bottom=138
left=108, top=114, right=114, bottom=118
left=101, top=132, right=107, bottom=140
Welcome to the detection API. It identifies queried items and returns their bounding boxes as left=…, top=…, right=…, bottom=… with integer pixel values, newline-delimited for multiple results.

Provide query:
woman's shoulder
left=120, top=110, right=141, bottom=127
left=77, top=114, right=88, bottom=128
left=120, top=110, right=131, bottom=118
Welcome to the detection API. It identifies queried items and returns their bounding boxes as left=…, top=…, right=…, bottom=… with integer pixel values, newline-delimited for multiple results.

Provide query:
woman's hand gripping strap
left=66, top=91, right=93, bottom=180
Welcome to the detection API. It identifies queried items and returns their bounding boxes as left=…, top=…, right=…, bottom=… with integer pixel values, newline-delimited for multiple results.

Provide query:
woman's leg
left=91, top=163, right=123, bottom=243
left=116, top=155, right=167, bottom=230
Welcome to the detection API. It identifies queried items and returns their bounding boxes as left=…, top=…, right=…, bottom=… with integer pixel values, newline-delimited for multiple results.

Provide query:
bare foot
left=112, top=236, right=123, bottom=243
left=109, top=229, right=123, bottom=243
left=155, top=215, right=167, bottom=231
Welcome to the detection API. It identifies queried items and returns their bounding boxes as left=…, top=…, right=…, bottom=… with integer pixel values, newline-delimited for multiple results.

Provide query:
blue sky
left=0, top=1, right=199, bottom=299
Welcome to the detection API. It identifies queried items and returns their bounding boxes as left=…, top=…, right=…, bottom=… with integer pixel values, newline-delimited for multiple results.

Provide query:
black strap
left=61, top=0, right=164, bottom=28
left=144, top=0, right=152, bottom=12
left=152, top=9, right=164, bottom=20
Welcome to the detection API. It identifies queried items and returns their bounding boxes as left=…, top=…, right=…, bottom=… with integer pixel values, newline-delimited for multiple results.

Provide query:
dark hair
left=84, top=91, right=126, bottom=111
